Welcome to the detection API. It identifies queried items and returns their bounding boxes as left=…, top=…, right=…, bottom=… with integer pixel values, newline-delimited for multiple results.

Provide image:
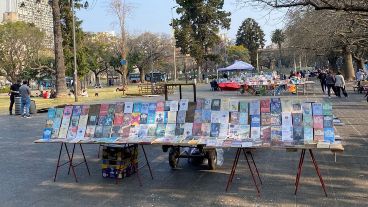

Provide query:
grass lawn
left=0, top=85, right=141, bottom=115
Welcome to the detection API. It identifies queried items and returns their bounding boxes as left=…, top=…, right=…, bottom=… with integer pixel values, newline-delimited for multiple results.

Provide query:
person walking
left=19, top=81, right=32, bottom=118
left=335, top=72, right=348, bottom=98
left=317, top=70, right=327, bottom=94
left=325, top=71, right=336, bottom=98
left=9, top=80, right=21, bottom=115
left=356, top=69, right=365, bottom=93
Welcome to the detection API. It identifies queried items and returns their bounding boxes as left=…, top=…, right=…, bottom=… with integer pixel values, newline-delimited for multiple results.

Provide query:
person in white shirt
left=335, top=72, right=348, bottom=98
left=356, top=69, right=364, bottom=87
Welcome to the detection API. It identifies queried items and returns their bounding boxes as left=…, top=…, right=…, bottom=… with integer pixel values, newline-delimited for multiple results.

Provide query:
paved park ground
left=0, top=83, right=367, bottom=207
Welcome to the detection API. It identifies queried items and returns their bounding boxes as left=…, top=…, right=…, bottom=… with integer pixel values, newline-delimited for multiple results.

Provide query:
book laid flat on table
left=324, top=128, right=335, bottom=143
left=124, top=102, right=133, bottom=113
left=322, top=102, right=333, bottom=115
left=292, top=113, right=303, bottom=127
left=239, top=101, right=249, bottom=113
left=239, top=112, right=248, bottom=125
left=140, top=113, right=148, bottom=124
left=177, top=111, right=186, bottom=124
left=270, top=98, right=281, bottom=114
left=201, top=123, right=211, bottom=137
left=141, top=103, right=149, bottom=114
left=229, top=100, right=239, bottom=112
left=260, top=99, right=270, bottom=113
left=292, top=100, right=302, bottom=113
left=270, top=114, right=281, bottom=126
left=323, top=115, right=333, bottom=128
left=249, top=100, right=260, bottom=115
left=314, top=128, right=324, bottom=142
left=313, top=116, right=324, bottom=129
left=210, top=123, right=220, bottom=137
left=261, top=113, right=271, bottom=126
left=250, top=115, right=261, bottom=127
left=179, top=99, right=189, bottom=111
left=303, top=127, right=313, bottom=143
left=203, top=98, right=212, bottom=110
left=156, top=101, right=165, bottom=111
left=281, top=99, right=292, bottom=113
left=99, top=104, right=109, bottom=116
left=211, top=99, right=221, bottom=111
left=169, top=100, right=179, bottom=111
left=312, top=103, right=323, bottom=115
left=133, top=102, right=142, bottom=113
left=271, top=126, right=282, bottom=145
left=201, top=110, right=212, bottom=123
left=230, top=112, right=239, bottom=124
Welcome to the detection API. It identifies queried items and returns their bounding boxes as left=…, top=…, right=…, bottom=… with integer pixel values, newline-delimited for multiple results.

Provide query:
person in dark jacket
left=9, top=80, right=21, bottom=115
left=317, top=70, right=327, bottom=94
left=325, top=71, right=336, bottom=98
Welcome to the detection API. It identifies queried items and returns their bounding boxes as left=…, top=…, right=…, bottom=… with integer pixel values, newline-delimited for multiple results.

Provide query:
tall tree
left=0, top=22, right=45, bottom=82
left=227, top=45, right=250, bottom=63
left=271, top=29, right=285, bottom=68
left=51, top=0, right=68, bottom=97
left=236, top=18, right=265, bottom=66
left=173, top=0, right=231, bottom=80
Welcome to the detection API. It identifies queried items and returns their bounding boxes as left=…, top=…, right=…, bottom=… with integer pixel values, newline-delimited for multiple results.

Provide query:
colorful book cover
left=292, top=113, right=303, bottom=127
left=148, top=102, right=157, bottom=111
left=47, top=108, right=56, bottom=119
left=249, top=100, right=260, bottom=115
left=164, top=101, right=171, bottom=111
left=175, top=124, right=184, bottom=136
left=238, top=125, right=250, bottom=140
left=124, top=102, right=133, bottom=113
left=88, top=104, right=100, bottom=117
left=85, top=126, right=96, bottom=138
left=270, top=98, right=281, bottom=114
left=293, top=126, right=304, bottom=144
left=123, top=113, right=132, bottom=126
left=211, top=111, right=222, bottom=123
left=281, top=99, right=292, bottom=113
left=271, top=126, right=282, bottom=145
left=58, top=126, right=68, bottom=139
left=70, top=116, right=79, bottom=127
left=81, top=105, right=90, bottom=115
left=140, top=113, right=148, bottom=124
left=314, top=128, right=324, bottom=142
left=194, top=110, right=202, bottom=123
left=114, top=103, right=124, bottom=114
left=111, top=126, right=121, bottom=138
left=102, top=126, right=112, bottom=138
left=78, top=115, right=88, bottom=129
left=183, top=123, right=193, bottom=138
left=76, top=127, right=86, bottom=139
left=141, top=103, right=150, bottom=114
left=169, top=101, right=179, bottom=111
left=97, top=115, right=106, bottom=126
left=312, top=103, right=323, bottom=115
left=55, top=108, right=64, bottom=118
left=113, top=113, right=124, bottom=126
left=167, top=111, right=177, bottom=123
left=250, top=115, right=261, bottom=127
left=42, top=128, right=52, bottom=140
left=239, top=112, right=248, bottom=125
left=52, top=127, right=59, bottom=139
left=282, top=126, right=293, bottom=142
left=260, top=99, right=271, bottom=113
left=87, top=114, right=98, bottom=126
left=147, top=124, right=157, bottom=137
left=239, top=101, right=249, bottom=113
left=99, top=104, right=109, bottom=116
left=165, top=124, right=176, bottom=137
left=221, top=98, right=230, bottom=111
left=72, top=105, right=82, bottom=116
left=324, top=128, right=335, bottom=143
left=322, top=102, right=333, bottom=116
left=61, top=116, right=71, bottom=128
left=147, top=111, right=156, bottom=124
left=52, top=118, right=62, bottom=130
left=261, top=126, right=271, bottom=144
left=179, top=99, right=189, bottom=111
left=271, top=114, right=281, bottom=126
left=131, top=113, right=140, bottom=126
left=210, top=123, right=220, bottom=137
left=63, top=105, right=73, bottom=117
left=45, top=119, right=53, bottom=128
left=292, top=100, right=302, bottom=113
left=155, top=124, right=166, bottom=137
left=128, top=126, right=139, bottom=140
left=67, top=126, right=78, bottom=139
left=304, top=127, right=313, bottom=143
left=313, top=116, right=324, bottom=129
left=177, top=111, right=186, bottom=124
left=138, top=125, right=149, bottom=139
left=155, top=111, right=165, bottom=124
left=133, top=102, right=142, bottom=113
left=201, top=123, right=211, bottom=137
left=192, top=123, right=202, bottom=136
left=230, top=112, right=240, bottom=124
left=323, top=115, right=333, bottom=128
left=229, top=124, right=239, bottom=138
left=203, top=99, right=212, bottom=110
left=302, top=102, right=312, bottom=115
left=303, top=115, right=313, bottom=127
left=219, top=123, right=228, bottom=138
left=104, top=115, right=113, bottom=126
left=196, top=98, right=204, bottom=110
left=121, top=125, right=131, bottom=137
left=107, top=104, right=115, bottom=116
left=261, top=113, right=271, bottom=126
left=229, top=100, right=239, bottom=112
left=156, top=101, right=165, bottom=111
left=282, top=112, right=293, bottom=127
left=211, top=99, right=221, bottom=111
left=251, top=127, right=261, bottom=141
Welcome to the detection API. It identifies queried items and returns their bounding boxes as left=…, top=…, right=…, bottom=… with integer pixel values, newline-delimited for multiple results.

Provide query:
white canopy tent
left=218, top=60, right=254, bottom=72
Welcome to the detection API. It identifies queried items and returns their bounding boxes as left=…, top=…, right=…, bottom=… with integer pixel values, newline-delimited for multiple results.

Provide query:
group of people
left=317, top=70, right=348, bottom=98
left=9, top=80, right=32, bottom=117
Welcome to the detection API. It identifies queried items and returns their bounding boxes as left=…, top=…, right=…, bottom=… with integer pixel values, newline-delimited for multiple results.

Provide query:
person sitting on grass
left=81, top=89, right=89, bottom=97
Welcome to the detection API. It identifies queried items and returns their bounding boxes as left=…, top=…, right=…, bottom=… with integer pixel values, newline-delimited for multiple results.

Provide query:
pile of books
left=41, top=98, right=336, bottom=148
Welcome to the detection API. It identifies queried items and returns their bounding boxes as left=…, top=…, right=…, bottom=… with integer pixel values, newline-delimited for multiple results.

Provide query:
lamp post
left=71, top=0, right=78, bottom=102
left=171, top=5, right=177, bottom=83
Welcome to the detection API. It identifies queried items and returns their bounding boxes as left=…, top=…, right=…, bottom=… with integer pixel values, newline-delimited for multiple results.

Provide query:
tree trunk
left=94, top=72, right=100, bottom=85
left=342, top=46, right=355, bottom=81
left=139, top=68, right=145, bottom=83
left=357, top=59, right=365, bottom=70
left=51, top=0, right=67, bottom=97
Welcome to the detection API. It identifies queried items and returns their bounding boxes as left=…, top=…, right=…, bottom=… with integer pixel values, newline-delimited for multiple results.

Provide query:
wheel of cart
left=163, top=83, right=217, bottom=170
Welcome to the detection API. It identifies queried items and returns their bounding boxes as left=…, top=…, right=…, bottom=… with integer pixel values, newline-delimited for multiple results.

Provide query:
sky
left=77, top=0, right=287, bottom=45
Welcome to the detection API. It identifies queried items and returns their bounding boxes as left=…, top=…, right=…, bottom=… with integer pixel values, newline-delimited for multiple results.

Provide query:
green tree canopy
left=236, top=18, right=265, bottom=66
left=227, top=45, right=250, bottom=63
left=271, top=29, right=285, bottom=50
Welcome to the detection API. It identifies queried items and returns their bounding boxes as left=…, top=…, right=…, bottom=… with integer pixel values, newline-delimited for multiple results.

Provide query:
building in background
left=1, top=0, right=54, bottom=48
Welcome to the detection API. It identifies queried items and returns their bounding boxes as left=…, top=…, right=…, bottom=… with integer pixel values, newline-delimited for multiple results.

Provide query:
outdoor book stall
left=35, top=98, right=343, bottom=197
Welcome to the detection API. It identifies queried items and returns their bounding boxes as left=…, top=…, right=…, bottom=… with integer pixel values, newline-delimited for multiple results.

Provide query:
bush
left=0, top=86, right=10, bottom=94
